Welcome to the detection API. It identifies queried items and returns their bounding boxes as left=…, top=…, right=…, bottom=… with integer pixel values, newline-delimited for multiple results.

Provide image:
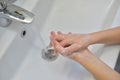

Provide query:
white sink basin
left=0, top=0, right=120, bottom=80
left=11, top=45, right=120, bottom=80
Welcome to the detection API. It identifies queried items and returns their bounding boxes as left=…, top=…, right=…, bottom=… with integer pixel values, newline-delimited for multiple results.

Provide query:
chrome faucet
left=0, top=0, right=34, bottom=26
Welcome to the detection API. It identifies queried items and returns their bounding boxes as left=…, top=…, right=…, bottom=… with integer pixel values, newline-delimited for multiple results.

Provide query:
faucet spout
left=0, top=0, right=34, bottom=24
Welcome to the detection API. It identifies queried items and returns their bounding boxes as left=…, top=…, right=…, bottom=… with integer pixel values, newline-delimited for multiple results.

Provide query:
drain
left=42, top=47, right=59, bottom=62
left=21, top=30, right=26, bottom=38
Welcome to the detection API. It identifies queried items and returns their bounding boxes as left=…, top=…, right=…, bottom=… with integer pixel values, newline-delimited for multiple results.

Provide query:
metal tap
left=0, top=0, right=34, bottom=25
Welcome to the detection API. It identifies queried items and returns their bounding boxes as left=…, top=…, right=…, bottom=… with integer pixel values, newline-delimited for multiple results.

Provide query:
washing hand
left=50, top=31, right=91, bottom=57
left=49, top=27, right=120, bottom=80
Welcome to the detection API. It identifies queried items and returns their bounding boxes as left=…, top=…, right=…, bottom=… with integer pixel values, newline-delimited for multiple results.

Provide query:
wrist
left=70, top=49, right=101, bottom=70
left=70, top=49, right=93, bottom=62
left=88, top=32, right=103, bottom=45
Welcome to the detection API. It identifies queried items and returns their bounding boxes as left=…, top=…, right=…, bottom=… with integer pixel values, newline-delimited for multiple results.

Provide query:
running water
left=22, top=21, right=59, bottom=62
left=34, top=26, right=59, bottom=62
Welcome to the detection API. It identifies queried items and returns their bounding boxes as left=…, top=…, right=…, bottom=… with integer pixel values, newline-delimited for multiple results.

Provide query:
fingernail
left=57, top=31, right=62, bottom=34
left=68, top=32, right=72, bottom=34
left=51, top=31, right=54, bottom=34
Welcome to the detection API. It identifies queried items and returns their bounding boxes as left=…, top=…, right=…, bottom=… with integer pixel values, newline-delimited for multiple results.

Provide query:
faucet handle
left=0, top=0, right=14, bottom=11
left=0, top=1, right=7, bottom=11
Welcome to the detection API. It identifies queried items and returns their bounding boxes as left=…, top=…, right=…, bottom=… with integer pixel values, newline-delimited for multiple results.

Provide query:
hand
left=50, top=31, right=91, bottom=57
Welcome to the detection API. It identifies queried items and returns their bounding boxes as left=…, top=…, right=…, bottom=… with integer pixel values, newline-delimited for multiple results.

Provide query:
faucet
left=0, top=0, right=34, bottom=26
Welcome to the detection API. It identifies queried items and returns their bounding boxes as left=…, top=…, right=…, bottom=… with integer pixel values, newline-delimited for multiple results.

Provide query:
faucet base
left=0, top=17, right=12, bottom=27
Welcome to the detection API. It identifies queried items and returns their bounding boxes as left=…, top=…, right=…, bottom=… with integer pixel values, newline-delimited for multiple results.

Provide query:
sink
left=0, top=0, right=120, bottom=80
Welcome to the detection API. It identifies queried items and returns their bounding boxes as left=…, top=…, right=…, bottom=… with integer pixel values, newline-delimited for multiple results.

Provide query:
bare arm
left=89, top=26, right=120, bottom=45
left=53, top=39, right=120, bottom=80
left=50, top=26, right=120, bottom=80
left=71, top=49, right=120, bottom=80
left=50, top=27, right=120, bottom=55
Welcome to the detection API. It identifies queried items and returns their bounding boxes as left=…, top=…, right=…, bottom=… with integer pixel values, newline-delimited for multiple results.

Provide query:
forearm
left=88, top=26, right=120, bottom=45
left=71, top=50, right=120, bottom=80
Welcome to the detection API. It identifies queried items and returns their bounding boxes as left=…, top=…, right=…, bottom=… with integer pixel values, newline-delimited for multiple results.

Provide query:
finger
left=50, top=31, right=65, bottom=42
left=64, top=43, right=83, bottom=56
left=54, top=40, right=66, bottom=55
left=55, top=34, right=66, bottom=42
left=52, top=40, right=58, bottom=55
left=50, top=31, right=56, bottom=40
left=60, top=38, right=73, bottom=47
left=50, top=31, right=56, bottom=47
left=49, top=40, right=54, bottom=47
left=49, top=36, right=53, bottom=47
left=57, top=31, right=62, bottom=35
left=56, top=31, right=65, bottom=41
left=68, top=32, right=72, bottom=34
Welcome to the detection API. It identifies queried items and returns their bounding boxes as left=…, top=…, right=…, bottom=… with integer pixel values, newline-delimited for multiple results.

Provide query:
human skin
left=70, top=49, right=120, bottom=80
left=50, top=26, right=120, bottom=80
left=50, top=27, right=120, bottom=56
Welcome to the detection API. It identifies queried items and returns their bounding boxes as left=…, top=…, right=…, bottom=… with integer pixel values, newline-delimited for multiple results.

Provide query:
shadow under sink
left=115, top=51, right=120, bottom=73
